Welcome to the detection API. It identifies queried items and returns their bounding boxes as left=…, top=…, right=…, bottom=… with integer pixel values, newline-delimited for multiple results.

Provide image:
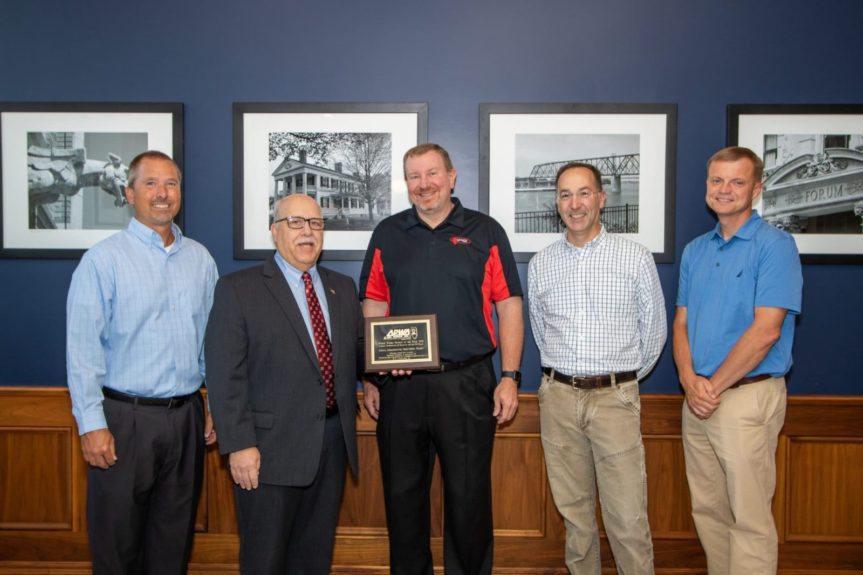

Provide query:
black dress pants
left=86, top=393, right=205, bottom=575
left=377, top=358, right=497, bottom=575
left=233, top=412, right=347, bottom=575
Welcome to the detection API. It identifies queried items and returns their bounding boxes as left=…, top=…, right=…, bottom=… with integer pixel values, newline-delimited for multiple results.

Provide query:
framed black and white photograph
left=0, top=102, right=183, bottom=259
left=233, top=102, right=428, bottom=260
left=728, top=104, right=863, bottom=264
left=480, top=103, right=676, bottom=262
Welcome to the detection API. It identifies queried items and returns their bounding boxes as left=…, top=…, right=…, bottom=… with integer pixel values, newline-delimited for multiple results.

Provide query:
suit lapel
left=262, top=256, right=319, bottom=369
left=319, top=267, right=341, bottom=371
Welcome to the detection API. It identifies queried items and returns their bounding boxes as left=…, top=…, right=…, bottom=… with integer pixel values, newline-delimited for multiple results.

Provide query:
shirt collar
left=274, top=251, right=319, bottom=286
left=561, top=225, right=607, bottom=252
left=404, top=197, right=465, bottom=230
left=127, top=217, right=184, bottom=251
left=710, top=211, right=762, bottom=243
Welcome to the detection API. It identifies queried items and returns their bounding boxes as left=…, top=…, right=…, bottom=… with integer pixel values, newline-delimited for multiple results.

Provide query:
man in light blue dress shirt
left=66, top=151, right=218, bottom=575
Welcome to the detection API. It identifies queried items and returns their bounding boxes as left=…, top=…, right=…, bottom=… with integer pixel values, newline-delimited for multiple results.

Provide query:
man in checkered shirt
left=528, top=162, right=667, bottom=575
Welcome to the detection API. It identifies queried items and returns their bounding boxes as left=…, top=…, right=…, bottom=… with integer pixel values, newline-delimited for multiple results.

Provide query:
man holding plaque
left=528, top=162, right=666, bottom=575
left=360, top=143, right=524, bottom=575
left=205, top=194, right=363, bottom=574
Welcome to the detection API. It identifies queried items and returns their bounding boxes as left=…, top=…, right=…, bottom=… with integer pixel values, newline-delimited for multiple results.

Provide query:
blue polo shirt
left=677, top=212, right=802, bottom=378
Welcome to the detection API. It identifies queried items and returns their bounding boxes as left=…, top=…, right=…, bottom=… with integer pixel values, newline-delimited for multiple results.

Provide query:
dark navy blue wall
left=1, top=0, right=860, bottom=393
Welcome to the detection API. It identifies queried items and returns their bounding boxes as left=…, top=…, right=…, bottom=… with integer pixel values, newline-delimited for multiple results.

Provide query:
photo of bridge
left=514, top=133, right=639, bottom=233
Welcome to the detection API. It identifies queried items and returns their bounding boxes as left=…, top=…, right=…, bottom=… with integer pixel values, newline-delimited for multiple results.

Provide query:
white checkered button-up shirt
left=528, top=227, right=667, bottom=379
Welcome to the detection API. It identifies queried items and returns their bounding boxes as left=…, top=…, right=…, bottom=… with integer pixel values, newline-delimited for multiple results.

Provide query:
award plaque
left=365, top=314, right=440, bottom=372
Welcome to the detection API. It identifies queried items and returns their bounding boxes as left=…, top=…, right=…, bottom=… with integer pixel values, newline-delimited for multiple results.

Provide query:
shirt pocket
left=589, top=268, right=638, bottom=338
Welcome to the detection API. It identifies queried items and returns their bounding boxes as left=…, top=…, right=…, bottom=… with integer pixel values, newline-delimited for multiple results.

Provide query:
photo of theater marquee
left=728, top=103, right=863, bottom=263
left=760, top=134, right=863, bottom=235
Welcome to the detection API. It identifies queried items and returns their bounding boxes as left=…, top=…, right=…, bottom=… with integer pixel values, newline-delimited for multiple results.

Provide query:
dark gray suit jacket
left=205, top=256, right=362, bottom=486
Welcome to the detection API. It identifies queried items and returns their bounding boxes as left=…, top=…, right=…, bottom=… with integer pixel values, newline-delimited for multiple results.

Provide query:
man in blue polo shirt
left=673, top=146, right=802, bottom=575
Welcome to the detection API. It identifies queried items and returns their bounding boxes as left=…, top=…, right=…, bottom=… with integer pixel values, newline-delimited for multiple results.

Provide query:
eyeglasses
left=273, top=216, right=325, bottom=230
left=557, top=190, right=601, bottom=202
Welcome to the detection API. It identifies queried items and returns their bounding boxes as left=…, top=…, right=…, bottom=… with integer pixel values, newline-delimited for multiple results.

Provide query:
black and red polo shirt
left=359, top=198, right=522, bottom=363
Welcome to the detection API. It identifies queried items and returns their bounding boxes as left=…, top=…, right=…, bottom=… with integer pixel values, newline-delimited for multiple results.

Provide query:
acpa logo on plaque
left=383, top=327, right=419, bottom=340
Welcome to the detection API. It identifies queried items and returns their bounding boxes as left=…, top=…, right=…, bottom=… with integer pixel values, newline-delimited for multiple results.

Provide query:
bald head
left=275, top=193, right=321, bottom=220
left=270, top=194, right=324, bottom=271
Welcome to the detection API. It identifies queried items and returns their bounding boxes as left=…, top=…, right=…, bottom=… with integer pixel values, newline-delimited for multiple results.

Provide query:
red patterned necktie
left=302, top=271, right=335, bottom=410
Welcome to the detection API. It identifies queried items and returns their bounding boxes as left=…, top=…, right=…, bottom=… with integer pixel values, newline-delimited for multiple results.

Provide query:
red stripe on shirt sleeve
left=363, top=248, right=391, bottom=312
left=480, top=244, right=512, bottom=348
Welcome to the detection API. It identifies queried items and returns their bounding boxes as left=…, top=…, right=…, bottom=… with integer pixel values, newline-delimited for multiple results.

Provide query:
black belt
left=542, top=367, right=638, bottom=390
left=102, top=386, right=198, bottom=408
left=435, top=351, right=494, bottom=372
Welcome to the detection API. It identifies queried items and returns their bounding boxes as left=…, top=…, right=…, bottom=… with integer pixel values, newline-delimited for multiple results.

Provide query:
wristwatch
left=500, top=370, right=522, bottom=387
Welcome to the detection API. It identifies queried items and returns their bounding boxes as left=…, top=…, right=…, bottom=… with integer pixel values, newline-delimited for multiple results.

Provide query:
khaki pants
left=539, top=375, right=654, bottom=575
left=682, top=377, right=786, bottom=575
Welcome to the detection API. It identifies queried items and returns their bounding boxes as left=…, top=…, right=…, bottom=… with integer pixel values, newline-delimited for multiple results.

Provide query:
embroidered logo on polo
left=449, top=236, right=471, bottom=246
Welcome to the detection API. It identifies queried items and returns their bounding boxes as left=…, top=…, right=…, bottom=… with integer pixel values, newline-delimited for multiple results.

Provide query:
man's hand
left=493, top=379, right=519, bottom=424
left=229, top=447, right=261, bottom=490
left=204, top=410, right=217, bottom=446
left=363, top=380, right=380, bottom=420
left=80, top=428, right=117, bottom=469
left=682, top=374, right=721, bottom=419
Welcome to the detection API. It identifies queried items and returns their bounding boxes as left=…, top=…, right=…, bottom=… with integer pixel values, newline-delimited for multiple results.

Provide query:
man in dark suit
left=205, top=194, right=363, bottom=575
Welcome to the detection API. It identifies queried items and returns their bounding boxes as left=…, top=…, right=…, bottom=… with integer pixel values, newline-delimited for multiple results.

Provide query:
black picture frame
left=728, top=103, right=863, bottom=264
left=0, top=102, right=183, bottom=259
left=479, top=103, right=676, bottom=263
left=233, top=102, right=428, bottom=260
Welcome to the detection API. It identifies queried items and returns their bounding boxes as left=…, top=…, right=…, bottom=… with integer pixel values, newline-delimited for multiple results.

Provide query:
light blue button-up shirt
left=273, top=251, right=332, bottom=347
left=66, top=218, right=218, bottom=434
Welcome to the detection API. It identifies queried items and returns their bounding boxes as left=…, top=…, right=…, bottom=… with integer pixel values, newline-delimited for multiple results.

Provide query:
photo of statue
left=26, top=131, right=146, bottom=230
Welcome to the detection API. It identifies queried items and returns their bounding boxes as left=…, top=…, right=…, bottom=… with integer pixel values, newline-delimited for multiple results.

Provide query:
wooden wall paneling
left=198, top=445, right=229, bottom=533
left=643, top=435, right=696, bottom=538
left=0, top=428, right=72, bottom=530
left=2, top=388, right=862, bottom=574
left=783, top=397, right=863, bottom=437
left=777, top=541, right=863, bottom=573
left=338, top=430, right=387, bottom=535
left=785, top=438, right=863, bottom=542
left=491, top=434, right=546, bottom=538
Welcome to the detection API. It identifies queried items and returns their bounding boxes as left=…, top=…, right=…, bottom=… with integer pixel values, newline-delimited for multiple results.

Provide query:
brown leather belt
left=542, top=368, right=637, bottom=390
left=728, top=374, right=773, bottom=389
